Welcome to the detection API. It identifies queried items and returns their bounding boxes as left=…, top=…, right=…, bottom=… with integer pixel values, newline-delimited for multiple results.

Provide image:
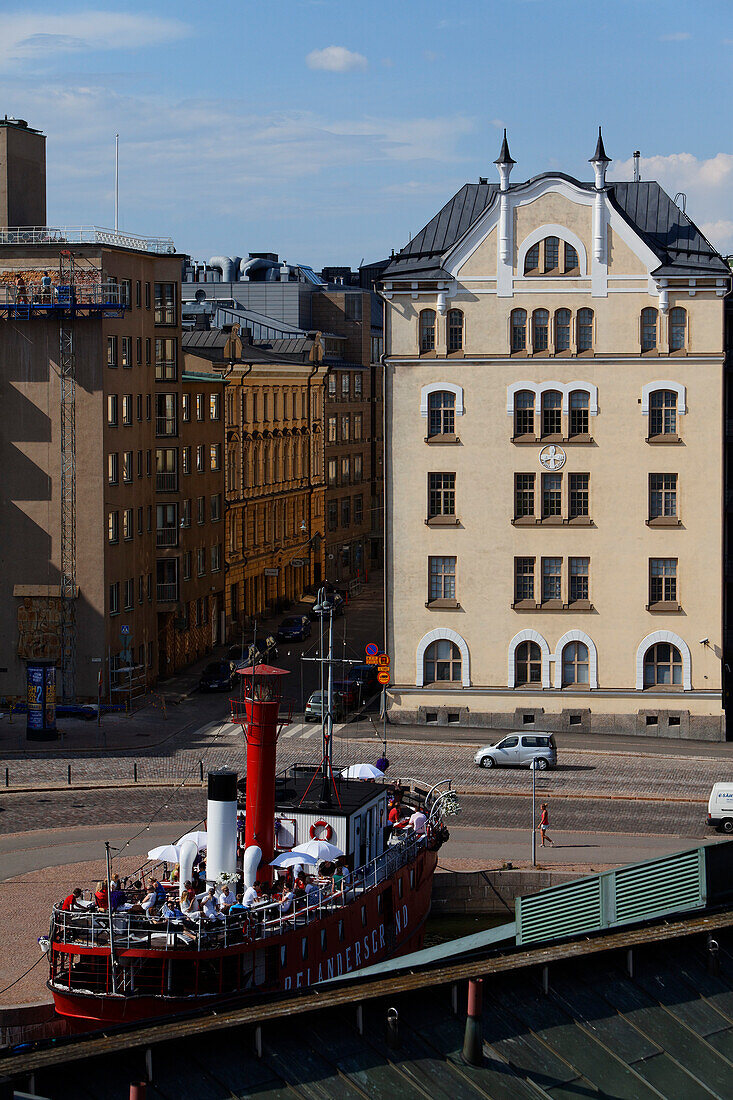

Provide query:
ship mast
left=314, top=587, right=336, bottom=797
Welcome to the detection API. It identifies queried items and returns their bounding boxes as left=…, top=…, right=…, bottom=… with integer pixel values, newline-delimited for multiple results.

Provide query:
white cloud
left=0, top=12, right=189, bottom=70
left=611, top=152, right=733, bottom=251
left=306, top=46, right=367, bottom=72
left=659, top=31, right=691, bottom=41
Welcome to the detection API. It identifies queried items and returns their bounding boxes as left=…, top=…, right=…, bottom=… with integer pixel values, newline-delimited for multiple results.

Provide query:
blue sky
left=2, top=0, right=732, bottom=265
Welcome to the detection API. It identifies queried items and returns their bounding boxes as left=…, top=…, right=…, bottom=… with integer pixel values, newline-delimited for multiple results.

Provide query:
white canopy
left=270, top=851, right=318, bottom=869
left=147, top=844, right=181, bottom=862
left=176, top=830, right=208, bottom=849
left=341, top=763, right=385, bottom=780
left=292, top=839, right=344, bottom=862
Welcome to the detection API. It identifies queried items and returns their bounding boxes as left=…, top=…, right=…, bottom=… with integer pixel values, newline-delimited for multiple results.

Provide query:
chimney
left=633, top=150, right=641, bottom=183
left=0, top=117, right=46, bottom=228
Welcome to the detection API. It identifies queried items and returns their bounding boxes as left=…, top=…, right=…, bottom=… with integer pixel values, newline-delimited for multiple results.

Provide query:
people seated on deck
left=304, top=878, right=320, bottom=911
left=180, top=887, right=200, bottom=917
left=94, top=881, right=108, bottom=909
left=408, top=805, right=428, bottom=837
left=61, top=888, right=85, bottom=912
left=183, top=880, right=197, bottom=903
left=109, top=886, right=128, bottom=912
left=201, top=888, right=225, bottom=923
left=110, top=874, right=122, bottom=894
left=218, top=884, right=234, bottom=913
left=278, top=887, right=294, bottom=916
left=229, top=893, right=246, bottom=916
left=388, top=800, right=410, bottom=835
left=152, top=879, right=167, bottom=906
left=170, top=863, right=180, bottom=884
left=242, top=883, right=260, bottom=909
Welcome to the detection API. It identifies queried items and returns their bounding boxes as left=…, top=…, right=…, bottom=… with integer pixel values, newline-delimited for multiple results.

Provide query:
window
left=649, top=390, right=677, bottom=437
left=121, top=336, right=131, bottom=368
left=211, top=494, right=221, bottom=522
left=649, top=473, right=677, bottom=519
left=341, top=497, right=351, bottom=527
left=136, top=394, right=142, bottom=421
left=541, top=473, right=562, bottom=518
left=515, top=640, right=541, bottom=684
left=515, top=473, right=535, bottom=518
left=197, top=547, right=206, bottom=576
left=650, top=558, right=677, bottom=605
left=641, top=307, right=658, bottom=352
left=327, top=500, right=338, bottom=531
left=182, top=393, right=190, bottom=422
left=122, top=508, right=133, bottom=541
left=124, top=578, right=134, bottom=611
left=210, top=393, right=220, bottom=420
left=514, top=390, right=534, bottom=437
left=568, top=473, right=589, bottom=519
left=524, top=243, right=540, bottom=274
left=511, top=309, right=527, bottom=352
left=328, top=416, right=337, bottom=443
left=419, top=309, right=436, bottom=352
left=146, top=450, right=151, bottom=476
left=564, top=242, right=579, bottom=271
left=328, top=374, right=337, bottom=399
left=211, top=544, right=221, bottom=572
left=122, top=395, right=132, bottom=425
left=541, top=390, right=562, bottom=437
left=135, top=280, right=141, bottom=308
left=345, top=293, right=362, bottom=321
left=153, top=338, right=176, bottom=381
left=145, top=282, right=151, bottom=309
left=555, top=309, right=571, bottom=352
left=429, top=556, right=456, bottom=601
left=569, top=391, right=589, bottom=437
left=341, top=456, right=350, bottom=483
left=196, top=445, right=204, bottom=473
left=210, top=444, right=221, bottom=471
left=669, top=307, right=686, bottom=351
left=424, top=639, right=461, bottom=683
left=197, top=496, right=205, bottom=525
left=354, top=374, right=363, bottom=398
left=196, top=394, right=204, bottom=421
left=155, top=448, right=178, bottom=491
left=428, top=472, right=455, bottom=517
left=354, top=494, right=363, bottom=524
left=341, top=415, right=350, bottom=442
left=138, top=577, right=144, bottom=605
left=354, top=454, right=362, bottom=482
left=107, top=336, right=118, bottom=367
left=182, top=446, right=191, bottom=475
left=515, top=558, right=535, bottom=602
left=121, top=279, right=131, bottom=308
left=428, top=391, right=456, bottom=437
left=353, top=413, right=362, bottom=440
left=328, top=459, right=337, bottom=485
left=108, top=511, right=119, bottom=543
left=122, top=450, right=132, bottom=483
left=146, top=395, right=151, bottom=421
left=107, top=394, right=118, bottom=426
left=154, top=282, right=176, bottom=325
left=644, top=642, right=682, bottom=687
left=108, top=452, right=118, bottom=485
left=577, top=308, right=594, bottom=352
left=109, top=581, right=119, bottom=615
left=447, top=309, right=463, bottom=351
left=569, top=557, right=589, bottom=602
left=146, top=338, right=151, bottom=365
left=532, top=309, right=549, bottom=352
left=341, top=373, right=350, bottom=399
left=181, top=499, right=191, bottom=527
left=182, top=551, right=191, bottom=581
left=562, top=642, right=589, bottom=686
left=542, top=557, right=562, bottom=602
left=136, top=337, right=142, bottom=365
left=544, top=236, right=559, bottom=272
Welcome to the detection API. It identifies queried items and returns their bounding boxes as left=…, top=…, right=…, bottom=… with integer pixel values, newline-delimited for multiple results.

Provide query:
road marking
left=282, top=724, right=306, bottom=739
left=300, top=726, right=321, bottom=739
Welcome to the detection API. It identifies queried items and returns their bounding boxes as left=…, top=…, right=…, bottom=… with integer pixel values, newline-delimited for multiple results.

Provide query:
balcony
left=156, top=416, right=178, bottom=438
left=156, top=472, right=178, bottom=492
left=156, top=527, right=179, bottom=548
left=0, top=225, right=175, bottom=253
left=157, top=582, right=179, bottom=602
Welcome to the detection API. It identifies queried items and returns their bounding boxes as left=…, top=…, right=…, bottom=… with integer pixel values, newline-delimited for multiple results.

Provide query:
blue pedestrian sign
left=120, top=625, right=130, bottom=635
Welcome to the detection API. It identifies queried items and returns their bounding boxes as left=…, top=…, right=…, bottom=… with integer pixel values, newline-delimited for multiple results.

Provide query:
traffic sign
left=120, top=625, right=130, bottom=636
left=365, top=654, right=378, bottom=665
left=377, top=653, right=390, bottom=668
left=264, top=568, right=279, bottom=577
left=365, top=642, right=379, bottom=656
left=377, top=669, right=390, bottom=685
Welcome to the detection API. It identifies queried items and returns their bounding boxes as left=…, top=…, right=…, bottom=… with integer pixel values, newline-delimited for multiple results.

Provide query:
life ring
left=310, top=820, right=333, bottom=841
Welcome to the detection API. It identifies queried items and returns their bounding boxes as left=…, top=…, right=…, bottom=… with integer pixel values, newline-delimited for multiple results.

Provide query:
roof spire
left=589, top=126, right=611, bottom=189
left=494, top=129, right=515, bottom=192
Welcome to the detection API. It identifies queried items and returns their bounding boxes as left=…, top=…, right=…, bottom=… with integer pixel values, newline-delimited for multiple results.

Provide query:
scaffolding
left=59, top=251, right=76, bottom=700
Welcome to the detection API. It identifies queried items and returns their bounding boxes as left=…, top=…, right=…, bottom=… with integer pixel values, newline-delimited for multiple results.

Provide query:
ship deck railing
left=50, top=833, right=426, bottom=953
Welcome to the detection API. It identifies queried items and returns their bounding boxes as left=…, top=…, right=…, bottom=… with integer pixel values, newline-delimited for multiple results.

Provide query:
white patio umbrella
left=270, top=851, right=318, bottom=869
left=176, top=830, right=208, bottom=849
left=147, top=844, right=182, bottom=862
left=341, top=763, right=384, bottom=780
left=292, top=839, right=344, bottom=863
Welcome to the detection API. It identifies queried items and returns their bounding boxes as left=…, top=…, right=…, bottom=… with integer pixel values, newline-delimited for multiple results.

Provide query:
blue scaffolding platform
left=0, top=282, right=125, bottom=319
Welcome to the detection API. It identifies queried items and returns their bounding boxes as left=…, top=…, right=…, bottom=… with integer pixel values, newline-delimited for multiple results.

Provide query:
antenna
left=114, top=134, right=119, bottom=234
left=633, top=150, right=641, bottom=183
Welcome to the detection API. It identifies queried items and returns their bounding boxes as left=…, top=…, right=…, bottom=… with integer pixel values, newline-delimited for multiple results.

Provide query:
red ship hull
left=49, top=848, right=436, bottom=1024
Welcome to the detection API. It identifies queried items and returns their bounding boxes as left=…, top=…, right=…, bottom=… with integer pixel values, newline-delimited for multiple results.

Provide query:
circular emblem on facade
left=539, top=444, right=566, bottom=471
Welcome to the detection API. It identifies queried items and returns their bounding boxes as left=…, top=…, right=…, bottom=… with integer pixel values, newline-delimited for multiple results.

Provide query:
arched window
left=447, top=309, right=464, bottom=351
left=511, top=309, right=527, bottom=352
left=419, top=309, right=436, bottom=353
left=564, top=242, right=579, bottom=271
left=577, top=308, right=594, bottom=352
left=555, top=309, right=571, bottom=352
left=524, top=243, right=540, bottom=274
left=669, top=307, right=686, bottom=351
left=515, top=641, right=542, bottom=685
left=569, top=390, right=589, bottom=437
left=641, top=307, right=658, bottom=352
left=643, top=642, right=683, bottom=688
left=542, top=390, right=562, bottom=437
left=428, top=390, right=455, bottom=437
left=649, top=390, right=677, bottom=437
left=423, top=639, right=461, bottom=683
left=514, top=390, right=534, bottom=437
left=562, top=642, right=589, bottom=686
left=544, top=236, right=559, bottom=272
left=533, top=309, right=549, bottom=352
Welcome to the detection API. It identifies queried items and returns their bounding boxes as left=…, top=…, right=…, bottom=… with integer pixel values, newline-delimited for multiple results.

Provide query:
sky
left=1, top=0, right=732, bottom=267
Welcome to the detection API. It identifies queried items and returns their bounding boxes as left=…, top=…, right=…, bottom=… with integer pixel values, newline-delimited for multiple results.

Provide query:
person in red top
left=61, top=888, right=84, bottom=911
left=94, top=881, right=109, bottom=909
left=538, top=803, right=553, bottom=847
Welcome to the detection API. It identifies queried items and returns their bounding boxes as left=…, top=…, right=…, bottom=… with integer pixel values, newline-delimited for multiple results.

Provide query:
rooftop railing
left=0, top=226, right=175, bottom=254
left=0, top=281, right=124, bottom=308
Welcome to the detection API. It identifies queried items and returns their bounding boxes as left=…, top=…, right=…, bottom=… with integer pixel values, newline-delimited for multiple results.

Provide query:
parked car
left=333, top=679, right=358, bottom=710
left=56, top=703, right=98, bottom=721
left=706, top=783, right=733, bottom=832
left=199, top=660, right=235, bottom=693
left=276, top=615, right=312, bottom=642
left=345, top=663, right=380, bottom=702
left=474, top=733, right=557, bottom=770
left=304, top=690, right=344, bottom=722
left=228, top=636, right=278, bottom=669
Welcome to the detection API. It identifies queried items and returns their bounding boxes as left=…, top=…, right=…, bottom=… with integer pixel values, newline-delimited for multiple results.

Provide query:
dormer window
left=544, top=236, right=559, bottom=272
left=523, top=236, right=582, bottom=276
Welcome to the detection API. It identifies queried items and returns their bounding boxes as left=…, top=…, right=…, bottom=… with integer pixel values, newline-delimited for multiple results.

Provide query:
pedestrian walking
left=538, top=802, right=553, bottom=847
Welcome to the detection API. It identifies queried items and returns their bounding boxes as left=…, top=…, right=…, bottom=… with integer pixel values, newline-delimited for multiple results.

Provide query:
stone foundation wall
left=432, top=867, right=583, bottom=916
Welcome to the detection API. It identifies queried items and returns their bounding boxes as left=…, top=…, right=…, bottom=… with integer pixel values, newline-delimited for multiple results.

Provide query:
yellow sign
left=365, top=654, right=378, bottom=665
left=377, top=654, right=390, bottom=668
left=377, top=669, right=390, bottom=685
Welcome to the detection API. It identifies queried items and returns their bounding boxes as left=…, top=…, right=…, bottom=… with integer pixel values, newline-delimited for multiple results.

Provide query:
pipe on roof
left=209, top=256, right=237, bottom=282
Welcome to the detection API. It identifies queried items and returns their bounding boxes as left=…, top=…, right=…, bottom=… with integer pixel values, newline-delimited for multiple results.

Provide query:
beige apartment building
left=382, top=132, right=731, bottom=739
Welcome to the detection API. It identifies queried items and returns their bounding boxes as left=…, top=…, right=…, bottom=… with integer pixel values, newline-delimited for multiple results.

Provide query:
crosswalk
left=281, top=720, right=348, bottom=741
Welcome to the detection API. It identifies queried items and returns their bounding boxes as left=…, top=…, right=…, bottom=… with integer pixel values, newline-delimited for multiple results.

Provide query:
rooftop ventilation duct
left=209, top=256, right=237, bottom=282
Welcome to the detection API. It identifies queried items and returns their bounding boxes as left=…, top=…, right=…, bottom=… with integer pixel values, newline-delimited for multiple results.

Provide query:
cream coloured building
left=381, top=132, right=731, bottom=740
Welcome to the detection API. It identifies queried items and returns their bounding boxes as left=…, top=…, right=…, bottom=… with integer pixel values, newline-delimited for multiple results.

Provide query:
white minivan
left=707, top=783, right=733, bottom=833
